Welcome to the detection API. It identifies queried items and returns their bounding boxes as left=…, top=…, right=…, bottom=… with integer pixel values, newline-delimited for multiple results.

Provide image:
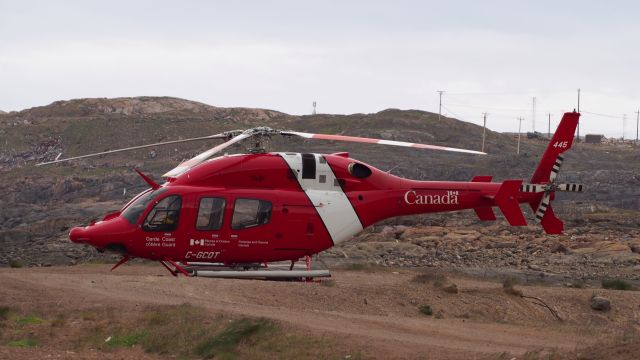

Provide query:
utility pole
left=547, top=113, right=552, bottom=139
left=531, top=97, right=536, bottom=132
left=622, top=114, right=627, bottom=140
left=481, top=112, right=488, bottom=153
left=437, top=91, right=444, bottom=121
left=577, top=88, right=581, bottom=141
left=635, top=109, right=639, bottom=145
left=517, top=117, right=524, bottom=155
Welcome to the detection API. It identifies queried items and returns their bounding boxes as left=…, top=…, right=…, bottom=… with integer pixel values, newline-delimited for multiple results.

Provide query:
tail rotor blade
left=280, top=131, right=486, bottom=155
left=556, top=183, right=585, bottom=192
left=549, top=155, right=564, bottom=183
left=519, top=183, right=546, bottom=193
left=535, top=193, right=551, bottom=222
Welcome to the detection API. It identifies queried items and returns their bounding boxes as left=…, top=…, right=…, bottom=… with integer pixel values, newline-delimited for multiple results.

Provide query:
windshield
left=121, top=188, right=168, bottom=225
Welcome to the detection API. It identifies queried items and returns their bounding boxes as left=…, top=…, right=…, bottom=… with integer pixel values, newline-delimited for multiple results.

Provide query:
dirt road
left=1, top=264, right=639, bottom=359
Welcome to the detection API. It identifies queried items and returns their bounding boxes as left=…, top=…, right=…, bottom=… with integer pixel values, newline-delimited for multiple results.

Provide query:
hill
left=0, top=96, right=639, bottom=268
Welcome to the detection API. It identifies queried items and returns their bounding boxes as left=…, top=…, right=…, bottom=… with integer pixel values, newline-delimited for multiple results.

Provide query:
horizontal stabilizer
left=474, top=207, right=496, bottom=221
left=495, top=180, right=527, bottom=226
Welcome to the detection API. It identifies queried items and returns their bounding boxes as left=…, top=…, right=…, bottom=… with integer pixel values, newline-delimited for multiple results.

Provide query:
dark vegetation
left=502, top=277, right=524, bottom=297
left=418, top=304, right=433, bottom=316
left=0, top=303, right=355, bottom=359
left=602, top=279, right=634, bottom=291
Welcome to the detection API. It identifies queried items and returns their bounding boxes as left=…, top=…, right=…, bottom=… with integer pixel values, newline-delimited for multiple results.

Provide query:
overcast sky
left=1, top=1, right=639, bottom=137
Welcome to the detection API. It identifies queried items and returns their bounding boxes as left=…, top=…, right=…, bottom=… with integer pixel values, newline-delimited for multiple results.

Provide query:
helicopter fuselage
left=69, top=151, right=540, bottom=265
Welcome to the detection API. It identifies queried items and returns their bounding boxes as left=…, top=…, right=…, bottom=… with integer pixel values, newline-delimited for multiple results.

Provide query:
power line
left=440, top=104, right=470, bottom=123
left=442, top=103, right=527, bottom=112
left=581, top=110, right=625, bottom=119
left=443, top=91, right=531, bottom=96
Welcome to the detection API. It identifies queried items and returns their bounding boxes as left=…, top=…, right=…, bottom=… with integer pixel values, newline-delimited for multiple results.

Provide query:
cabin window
left=142, top=195, right=182, bottom=232
left=232, top=199, right=272, bottom=229
left=196, top=197, right=226, bottom=231
left=301, top=153, right=316, bottom=179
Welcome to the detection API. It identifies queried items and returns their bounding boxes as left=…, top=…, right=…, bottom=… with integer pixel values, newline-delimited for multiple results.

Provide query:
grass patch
left=565, top=281, right=586, bottom=289
left=502, top=278, right=523, bottom=297
left=15, top=315, right=43, bottom=325
left=7, top=339, right=38, bottom=348
left=602, top=279, right=634, bottom=291
left=412, top=272, right=458, bottom=293
left=339, top=262, right=390, bottom=272
left=80, top=310, right=100, bottom=321
left=51, top=314, right=66, bottom=328
left=137, top=305, right=221, bottom=356
left=28, top=304, right=354, bottom=359
left=195, top=318, right=275, bottom=359
left=411, top=272, right=447, bottom=285
left=320, top=279, right=336, bottom=287
left=0, top=306, right=9, bottom=321
left=8, top=259, right=23, bottom=268
left=419, top=305, right=433, bottom=316
left=106, top=331, right=148, bottom=348
left=342, top=262, right=374, bottom=271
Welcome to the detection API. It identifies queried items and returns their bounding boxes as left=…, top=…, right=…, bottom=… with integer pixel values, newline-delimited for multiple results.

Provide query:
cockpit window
left=142, top=195, right=182, bottom=232
left=121, top=188, right=167, bottom=225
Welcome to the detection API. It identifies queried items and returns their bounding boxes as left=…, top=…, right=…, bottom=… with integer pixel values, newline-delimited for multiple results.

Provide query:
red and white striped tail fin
left=525, top=112, right=581, bottom=234
left=530, top=112, right=579, bottom=184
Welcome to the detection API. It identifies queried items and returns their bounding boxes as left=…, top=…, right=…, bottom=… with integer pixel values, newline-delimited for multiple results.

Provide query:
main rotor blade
left=36, top=132, right=238, bottom=166
left=281, top=131, right=486, bottom=155
left=162, top=131, right=253, bottom=178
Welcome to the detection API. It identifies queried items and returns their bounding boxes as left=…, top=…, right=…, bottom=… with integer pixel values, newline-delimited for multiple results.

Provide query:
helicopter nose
left=69, top=227, right=88, bottom=243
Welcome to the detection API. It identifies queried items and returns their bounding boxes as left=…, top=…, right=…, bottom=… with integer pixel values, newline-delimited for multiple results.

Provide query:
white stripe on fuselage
left=278, top=153, right=363, bottom=244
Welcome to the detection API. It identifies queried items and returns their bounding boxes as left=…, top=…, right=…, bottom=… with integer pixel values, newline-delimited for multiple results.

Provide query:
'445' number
left=553, top=141, right=569, bottom=149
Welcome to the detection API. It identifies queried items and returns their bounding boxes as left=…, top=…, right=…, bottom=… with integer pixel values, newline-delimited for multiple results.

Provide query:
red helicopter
left=38, top=112, right=583, bottom=279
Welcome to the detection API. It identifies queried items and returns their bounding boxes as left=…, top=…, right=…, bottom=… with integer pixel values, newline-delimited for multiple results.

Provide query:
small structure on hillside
left=585, top=134, right=604, bottom=144
left=527, top=131, right=543, bottom=139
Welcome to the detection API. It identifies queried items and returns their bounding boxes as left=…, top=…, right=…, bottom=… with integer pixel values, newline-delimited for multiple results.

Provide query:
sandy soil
left=1, top=264, right=639, bottom=359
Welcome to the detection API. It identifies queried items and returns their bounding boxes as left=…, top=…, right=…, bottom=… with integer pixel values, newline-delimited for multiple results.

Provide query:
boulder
left=590, top=296, right=611, bottom=311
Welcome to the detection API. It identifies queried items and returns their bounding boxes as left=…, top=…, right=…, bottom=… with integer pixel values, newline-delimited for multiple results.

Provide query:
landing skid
left=193, top=269, right=331, bottom=280
left=180, top=257, right=331, bottom=281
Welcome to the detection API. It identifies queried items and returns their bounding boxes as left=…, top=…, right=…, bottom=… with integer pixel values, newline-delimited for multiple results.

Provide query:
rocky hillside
left=0, top=97, right=638, bottom=268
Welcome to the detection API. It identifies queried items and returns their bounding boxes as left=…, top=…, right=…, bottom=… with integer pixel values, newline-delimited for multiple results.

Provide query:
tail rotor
left=518, top=112, right=583, bottom=234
